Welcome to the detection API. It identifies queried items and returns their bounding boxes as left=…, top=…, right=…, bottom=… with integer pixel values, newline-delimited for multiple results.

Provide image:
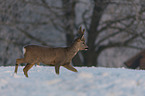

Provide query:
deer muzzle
left=85, top=46, right=88, bottom=50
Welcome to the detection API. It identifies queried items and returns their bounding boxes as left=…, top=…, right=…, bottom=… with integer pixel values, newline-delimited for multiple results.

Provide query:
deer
left=14, top=26, right=88, bottom=77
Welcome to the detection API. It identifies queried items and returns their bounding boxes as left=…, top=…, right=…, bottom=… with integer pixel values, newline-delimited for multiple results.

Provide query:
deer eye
left=82, top=42, right=85, bottom=45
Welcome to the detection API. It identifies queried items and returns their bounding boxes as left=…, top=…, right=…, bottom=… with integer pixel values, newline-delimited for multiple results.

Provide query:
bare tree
left=79, top=0, right=145, bottom=66
left=0, top=0, right=145, bottom=67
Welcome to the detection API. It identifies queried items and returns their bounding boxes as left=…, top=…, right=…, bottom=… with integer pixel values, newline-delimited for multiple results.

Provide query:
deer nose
left=85, top=46, right=88, bottom=50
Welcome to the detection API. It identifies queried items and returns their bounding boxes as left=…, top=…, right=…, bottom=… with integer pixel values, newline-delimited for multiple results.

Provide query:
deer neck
left=67, top=42, right=79, bottom=57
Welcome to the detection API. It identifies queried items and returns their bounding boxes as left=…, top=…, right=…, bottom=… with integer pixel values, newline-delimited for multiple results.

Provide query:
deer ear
left=78, top=26, right=85, bottom=39
left=82, top=29, right=85, bottom=34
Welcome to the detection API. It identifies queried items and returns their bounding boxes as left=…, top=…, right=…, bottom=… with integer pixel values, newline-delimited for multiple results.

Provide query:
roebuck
left=14, top=26, right=88, bottom=77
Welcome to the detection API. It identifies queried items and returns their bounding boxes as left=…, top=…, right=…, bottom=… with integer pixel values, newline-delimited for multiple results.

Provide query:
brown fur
left=14, top=27, right=88, bottom=77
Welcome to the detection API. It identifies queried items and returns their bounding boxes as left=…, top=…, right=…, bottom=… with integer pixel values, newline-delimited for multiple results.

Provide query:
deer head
left=75, top=26, right=88, bottom=50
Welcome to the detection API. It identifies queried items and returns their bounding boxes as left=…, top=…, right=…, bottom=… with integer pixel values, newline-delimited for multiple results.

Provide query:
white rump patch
left=23, top=47, right=26, bottom=55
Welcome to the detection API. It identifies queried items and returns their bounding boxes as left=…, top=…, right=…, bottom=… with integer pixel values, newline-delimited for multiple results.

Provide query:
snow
left=0, top=66, right=145, bottom=96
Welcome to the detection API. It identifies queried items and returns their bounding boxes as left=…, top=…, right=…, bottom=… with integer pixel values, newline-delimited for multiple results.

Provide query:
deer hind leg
left=14, top=58, right=25, bottom=74
left=23, top=63, right=35, bottom=77
left=37, top=63, right=40, bottom=65
left=63, top=64, right=78, bottom=72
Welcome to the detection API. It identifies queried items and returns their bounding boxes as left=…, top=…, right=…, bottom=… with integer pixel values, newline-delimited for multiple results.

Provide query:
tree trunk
left=62, top=0, right=76, bottom=46
left=83, top=0, right=109, bottom=66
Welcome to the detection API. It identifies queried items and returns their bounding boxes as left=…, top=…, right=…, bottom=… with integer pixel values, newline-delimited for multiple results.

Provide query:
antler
left=78, top=26, right=85, bottom=39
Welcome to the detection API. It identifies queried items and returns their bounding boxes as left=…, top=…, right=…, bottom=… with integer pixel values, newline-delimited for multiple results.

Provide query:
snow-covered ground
left=0, top=66, right=145, bottom=96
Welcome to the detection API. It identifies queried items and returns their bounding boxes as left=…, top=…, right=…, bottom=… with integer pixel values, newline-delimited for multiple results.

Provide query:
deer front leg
left=23, top=63, right=35, bottom=77
left=14, top=58, right=25, bottom=74
left=63, top=63, right=78, bottom=72
left=55, top=64, right=61, bottom=75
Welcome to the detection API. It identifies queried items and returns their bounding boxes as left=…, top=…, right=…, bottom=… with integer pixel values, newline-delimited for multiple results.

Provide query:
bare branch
left=0, top=37, right=24, bottom=46
left=15, top=27, right=48, bottom=46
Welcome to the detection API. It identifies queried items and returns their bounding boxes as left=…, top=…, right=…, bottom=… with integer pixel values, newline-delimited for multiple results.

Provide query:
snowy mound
left=0, top=66, right=145, bottom=96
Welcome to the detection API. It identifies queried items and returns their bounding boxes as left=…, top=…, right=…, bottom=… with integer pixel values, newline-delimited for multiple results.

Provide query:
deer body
left=23, top=43, right=80, bottom=66
left=14, top=27, right=88, bottom=77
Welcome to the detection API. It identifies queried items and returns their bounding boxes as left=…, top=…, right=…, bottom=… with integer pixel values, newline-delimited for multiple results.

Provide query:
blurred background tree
left=0, top=0, right=145, bottom=67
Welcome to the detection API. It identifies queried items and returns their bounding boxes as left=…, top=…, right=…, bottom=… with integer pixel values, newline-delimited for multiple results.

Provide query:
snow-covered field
left=0, top=66, right=145, bottom=96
